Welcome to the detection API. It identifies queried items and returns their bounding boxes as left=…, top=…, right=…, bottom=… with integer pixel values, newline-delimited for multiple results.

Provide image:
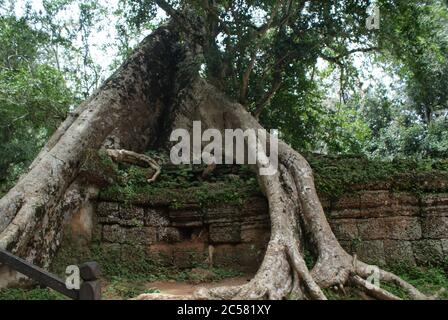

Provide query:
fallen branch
left=105, top=149, right=161, bottom=183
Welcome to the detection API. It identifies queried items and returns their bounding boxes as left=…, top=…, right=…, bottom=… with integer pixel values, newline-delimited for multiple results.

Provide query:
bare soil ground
left=143, top=276, right=251, bottom=296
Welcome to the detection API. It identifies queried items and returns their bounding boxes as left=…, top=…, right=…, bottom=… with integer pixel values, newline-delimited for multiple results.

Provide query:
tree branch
left=253, top=74, right=283, bottom=118
left=320, top=46, right=380, bottom=64
left=106, top=149, right=161, bottom=183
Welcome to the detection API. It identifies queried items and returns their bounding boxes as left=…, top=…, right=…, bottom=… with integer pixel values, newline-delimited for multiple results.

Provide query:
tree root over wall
left=0, top=25, right=433, bottom=300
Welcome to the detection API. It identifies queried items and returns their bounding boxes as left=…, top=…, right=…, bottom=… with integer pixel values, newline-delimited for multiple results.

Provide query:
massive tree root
left=156, top=79, right=430, bottom=300
left=0, top=24, right=431, bottom=299
left=105, top=149, right=161, bottom=183
left=0, top=26, right=180, bottom=272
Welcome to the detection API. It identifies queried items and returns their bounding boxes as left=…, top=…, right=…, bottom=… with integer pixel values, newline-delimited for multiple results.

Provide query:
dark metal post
left=0, top=247, right=102, bottom=300
left=79, top=261, right=102, bottom=300
left=0, top=248, right=79, bottom=299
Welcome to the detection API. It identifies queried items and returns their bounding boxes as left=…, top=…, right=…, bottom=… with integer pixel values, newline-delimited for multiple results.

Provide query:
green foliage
left=98, top=151, right=261, bottom=207
left=0, top=288, right=66, bottom=300
left=1, top=1, right=447, bottom=194
left=307, top=154, right=448, bottom=198
left=378, top=0, right=448, bottom=123
left=97, top=150, right=448, bottom=202
left=0, top=15, right=73, bottom=195
left=321, top=263, right=448, bottom=300
left=52, top=241, right=241, bottom=284
left=381, top=262, right=448, bottom=299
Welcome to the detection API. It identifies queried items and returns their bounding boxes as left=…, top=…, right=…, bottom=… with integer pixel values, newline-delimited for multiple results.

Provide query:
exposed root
left=134, top=293, right=194, bottom=300
left=184, top=103, right=432, bottom=300
left=105, top=149, right=161, bottom=183
left=355, top=262, right=429, bottom=300
left=351, top=275, right=401, bottom=300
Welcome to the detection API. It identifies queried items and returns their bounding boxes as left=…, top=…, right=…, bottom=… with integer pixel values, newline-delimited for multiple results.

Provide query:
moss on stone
left=307, top=154, right=448, bottom=198
left=98, top=151, right=448, bottom=203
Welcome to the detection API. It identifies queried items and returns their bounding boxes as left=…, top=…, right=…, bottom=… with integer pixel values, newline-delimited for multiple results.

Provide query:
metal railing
left=0, top=247, right=101, bottom=300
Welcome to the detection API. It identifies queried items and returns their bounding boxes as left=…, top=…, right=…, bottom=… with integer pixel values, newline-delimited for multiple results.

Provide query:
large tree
left=1, top=0, right=444, bottom=299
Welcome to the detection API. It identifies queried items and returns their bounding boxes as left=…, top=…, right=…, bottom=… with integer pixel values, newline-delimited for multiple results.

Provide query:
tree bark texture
left=0, top=25, right=431, bottom=300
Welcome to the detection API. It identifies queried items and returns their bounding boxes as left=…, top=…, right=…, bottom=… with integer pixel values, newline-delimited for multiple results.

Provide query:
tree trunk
left=0, top=25, right=430, bottom=300
left=0, top=25, right=180, bottom=270
left=143, top=77, right=428, bottom=300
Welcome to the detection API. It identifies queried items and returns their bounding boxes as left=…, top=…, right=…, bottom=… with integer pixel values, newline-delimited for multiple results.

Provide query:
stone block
left=102, top=225, right=157, bottom=245
left=441, top=239, right=448, bottom=255
left=412, top=240, right=444, bottom=265
left=96, top=202, right=120, bottom=218
left=332, top=193, right=361, bottom=210
left=383, top=240, right=416, bottom=266
left=169, top=206, right=203, bottom=227
left=242, top=196, right=268, bottom=214
left=119, top=205, right=144, bottom=221
left=354, top=240, right=385, bottom=266
left=157, top=227, right=183, bottom=243
left=210, top=244, right=264, bottom=271
left=144, top=208, right=170, bottom=227
left=421, top=194, right=448, bottom=216
left=172, top=244, right=207, bottom=269
left=356, top=219, right=386, bottom=240
left=359, top=190, right=391, bottom=209
left=209, top=223, right=241, bottom=244
left=205, top=205, right=242, bottom=224
left=330, top=219, right=358, bottom=241
left=240, top=224, right=270, bottom=243
left=421, top=216, right=448, bottom=239
left=357, top=217, right=421, bottom=240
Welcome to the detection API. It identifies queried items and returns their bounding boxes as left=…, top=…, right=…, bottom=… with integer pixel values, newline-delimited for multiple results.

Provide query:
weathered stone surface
left=356, top=219, right=386, bottom=240
left=421, top=194, right=448, bottom=216
left=328, top=208, right=364, bottom=219
left=412, top=240, right=444, bottom=265
left=240, top=223, right=270, bottom=243
left=172, top=244, right=207, bottom=269
left=96, top=202, right=145, bottom=227
left=144, top=208, right=170, bottom=227
left=211, top=243, right=264, bottom=272
left=383, top=240, right=416, bottom=266
left=205, top=205, right=242, bottom=223
left=358, top=191, right=419, bottom=216
left=102, top=224, right=157, bottom=245
left=357, top=217, right=421, bottom=240
left=354, top=240, right=386, bottom=266
left=241, top=197, right=268, bottom=217
left=169, top=206, right=203, bottom=227
left=157, top=227, right=183, bottom=243
left=209, top=223, right=241, bottom=244
left=421, top=194, right=448, bottom=217
left=441, top=239, right=448, bottom=255
left=359, top=191, right=391, bottom=209
left=421, top=216, right=448, bottom=239
left=421, top=193, right=448, bottom=207
left=119, top=205, right=144, bottom=221
left=96, top=202, right=120, bottom=218
left=93, top=185, right=448, bottom=269
left=332, top=193, right=361, bottom=210
left=330, top=220, right=358, bottom=241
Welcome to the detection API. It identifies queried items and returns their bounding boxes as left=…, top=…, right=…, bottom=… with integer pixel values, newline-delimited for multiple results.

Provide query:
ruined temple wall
left=91, top=188, right=448, bottom=270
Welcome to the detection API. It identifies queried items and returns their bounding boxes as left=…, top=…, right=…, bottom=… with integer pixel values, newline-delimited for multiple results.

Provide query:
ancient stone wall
left=93, top=196, right=270, bottom=272
left=92, top=187, right=448, bottom=271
